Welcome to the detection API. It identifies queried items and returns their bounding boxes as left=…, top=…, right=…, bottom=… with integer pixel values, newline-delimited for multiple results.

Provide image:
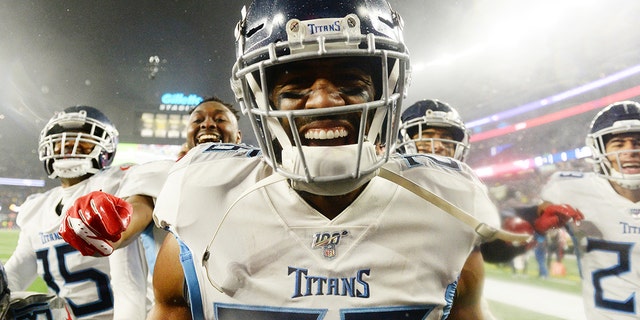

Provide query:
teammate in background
left=58, top=97, right=243, bottom=318
left=397, top=99, right=470, bottom=160
left=532, top=100, right=640, bottom=319
left=1, top=261, right=75, bottom=319
left=4, top=106, right=132, bottom=319
left=397, top=99, right=534, bottom=319
left=146, top=1, right=527, bottom=319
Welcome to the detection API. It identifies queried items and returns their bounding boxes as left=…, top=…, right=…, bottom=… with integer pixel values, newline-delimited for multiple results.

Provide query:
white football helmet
left=38, top=106, right=118, bottom=179
left=586, top=100, right=640, bottom=189
left=230, top=0, right=410, bottom=195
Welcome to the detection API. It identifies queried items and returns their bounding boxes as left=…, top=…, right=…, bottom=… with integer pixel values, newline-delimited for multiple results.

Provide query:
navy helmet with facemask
left=230, top=0, right=410, bottom=196
left=38, top=106, right=118, bottom=179
left=397, top=99, right=470, bottom=162
left=586, top=100, right=640, bottom=189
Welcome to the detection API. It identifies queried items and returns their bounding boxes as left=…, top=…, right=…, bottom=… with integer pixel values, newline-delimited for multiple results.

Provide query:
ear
left=236, top=130, right=242, bottom=144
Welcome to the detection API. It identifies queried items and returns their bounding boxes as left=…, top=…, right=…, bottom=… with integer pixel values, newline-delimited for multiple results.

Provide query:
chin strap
left=378, top=167, right=532, bottom=243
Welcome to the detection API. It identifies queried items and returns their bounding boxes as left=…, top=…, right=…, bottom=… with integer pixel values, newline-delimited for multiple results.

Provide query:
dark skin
left=149, top=103, right=242, bottom=319
left=269, top=58, right=374, bottom=219
left=149, top=58, right=482, bottom=319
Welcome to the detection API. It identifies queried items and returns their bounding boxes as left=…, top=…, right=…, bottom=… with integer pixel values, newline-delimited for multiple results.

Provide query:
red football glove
left=534, top=204, right=584, bottom=234
left=59, top=191, right=132, bottom=256
left=502, top=216, right=536, bottom=250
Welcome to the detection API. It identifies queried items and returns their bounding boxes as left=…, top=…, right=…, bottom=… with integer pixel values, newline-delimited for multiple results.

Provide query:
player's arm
left=480, top=215, right=535, bottom=263
left=147, top=234, right=191, bottom=320
left=448, top=249, right=486, bottom=320
left=112, top=194, right=154, bottom=249
left=4, top=231, right=38, bottom=291
left=533, top=201, right=584, bottom=234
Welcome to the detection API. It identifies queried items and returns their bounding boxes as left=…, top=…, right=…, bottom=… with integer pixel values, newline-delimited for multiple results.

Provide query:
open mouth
left=197, top=133, right=221, bottom=144
left=299, top=119, right=354, bottom=147
left=621, top=162, right=640, bottom=175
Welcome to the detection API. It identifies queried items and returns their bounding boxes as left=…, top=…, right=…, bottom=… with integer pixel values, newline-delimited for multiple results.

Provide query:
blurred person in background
left=532, top=100, right=640, bottom=319
left=398, top=99, right=535, bottom=319
left=58, top=97, right=242, bottom=318
left=5, top=105, right=138, bottom=319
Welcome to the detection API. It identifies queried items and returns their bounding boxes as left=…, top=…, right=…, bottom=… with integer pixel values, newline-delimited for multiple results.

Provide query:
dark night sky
left=2, top=0, right=640, bottom=182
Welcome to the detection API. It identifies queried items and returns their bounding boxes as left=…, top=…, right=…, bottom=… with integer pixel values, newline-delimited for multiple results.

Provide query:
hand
left=59, top=191, right=132, bottom=256
left=534, top=204, right=584, bottom=234
left=502, top=216, right=536, bottom=250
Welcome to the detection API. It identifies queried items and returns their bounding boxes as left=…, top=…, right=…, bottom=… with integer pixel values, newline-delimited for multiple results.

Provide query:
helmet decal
left=231, top=0, right=410, bottom=193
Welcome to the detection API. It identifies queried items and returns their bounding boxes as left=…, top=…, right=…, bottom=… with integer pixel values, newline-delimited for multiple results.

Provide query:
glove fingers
left=59, top=218, right=97, bottom=256
left=67, top=216, right=114, bottom=256
left=79, top=193, right=126, bottom=241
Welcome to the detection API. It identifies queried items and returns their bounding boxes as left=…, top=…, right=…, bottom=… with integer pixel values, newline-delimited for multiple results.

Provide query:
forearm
left=113, top=194, right=154, bottom=249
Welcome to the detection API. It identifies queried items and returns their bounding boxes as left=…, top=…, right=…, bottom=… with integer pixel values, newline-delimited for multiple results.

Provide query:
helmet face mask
left=586, top=100, right=640, bottom=189
left=38, top=106, right=118, bottom=179
left=397, top=99, right=470, bottom=162
left=231, top=0, right=410, bottom=193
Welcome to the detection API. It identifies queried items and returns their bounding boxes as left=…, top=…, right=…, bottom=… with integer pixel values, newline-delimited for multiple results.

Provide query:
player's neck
left=59, top=174, right=92, bottom=188
left=611, top=181, right=640, bottom=203
left=298, top=184, right=367, bottom=220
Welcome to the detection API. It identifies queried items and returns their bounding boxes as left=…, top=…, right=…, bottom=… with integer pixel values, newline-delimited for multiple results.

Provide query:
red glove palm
left=59, top=191, right=132, bottom=256
left=534, top=204, right=584, bottom=234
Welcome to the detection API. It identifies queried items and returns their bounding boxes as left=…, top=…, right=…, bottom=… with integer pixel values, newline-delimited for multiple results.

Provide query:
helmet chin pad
left=50, top=158, right=98, bottom=179
left=609, top=168, right=640, bottom=190
left=284, top=141, right=379, bottom=196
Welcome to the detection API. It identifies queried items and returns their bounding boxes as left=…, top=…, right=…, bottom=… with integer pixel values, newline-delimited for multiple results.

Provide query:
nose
left=201, top=116, right=216, bottom=129
left=305, top=79, right=345, bottom=109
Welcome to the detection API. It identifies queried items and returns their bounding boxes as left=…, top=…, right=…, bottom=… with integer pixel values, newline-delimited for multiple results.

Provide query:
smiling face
left=411, top=127, right=456, bottom=157
left=186, top=101, right=241, bottom=149
left=605, top=132, right=640, bottom=175
left=268, top=57, right=376, bottom=148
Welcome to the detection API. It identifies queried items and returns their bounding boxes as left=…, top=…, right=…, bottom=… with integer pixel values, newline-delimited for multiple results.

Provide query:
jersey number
left=36, top=244, right=113, bottom=317
left=587, top=239, right=635, bottom=313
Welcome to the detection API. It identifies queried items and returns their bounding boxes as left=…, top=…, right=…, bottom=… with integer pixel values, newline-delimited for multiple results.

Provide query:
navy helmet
left=230, top=0, right=410, bottom=195
left=586, top=100, right=640, bottom=189
left=38, top=106, right=118, bottom=179
left=397, top=99, right=470, bottom=161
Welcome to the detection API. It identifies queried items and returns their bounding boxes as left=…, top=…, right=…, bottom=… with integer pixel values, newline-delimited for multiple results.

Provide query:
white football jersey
left=541, top=171, right=640, bottom=320
left=115, top=159, right=174, bottom=316
left=5, top=164, right=141, bottom=320
left=154, top=143, right=499, bottom=320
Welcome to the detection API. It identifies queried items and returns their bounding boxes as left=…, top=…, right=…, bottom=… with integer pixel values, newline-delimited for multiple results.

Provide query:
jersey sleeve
left=117, top=160, right=174, bottom=199
left=5, top=229, right=38, bottom=291
left=540, top=171, right=585, bottom=204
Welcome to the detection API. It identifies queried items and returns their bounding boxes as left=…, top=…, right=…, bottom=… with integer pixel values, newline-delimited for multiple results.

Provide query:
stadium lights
left=474, top=147, right=592, bottom=179
left=0, top=177, right=45, bottom=187
left=470, top=85, right=640, bottom=142
left=467, top=63, right=640, bottom=129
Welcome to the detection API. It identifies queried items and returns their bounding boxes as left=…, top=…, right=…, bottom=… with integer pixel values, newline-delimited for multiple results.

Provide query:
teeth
left=198, top=134, right=220, bottom=142
left=304, top=129, right=348, bottom=140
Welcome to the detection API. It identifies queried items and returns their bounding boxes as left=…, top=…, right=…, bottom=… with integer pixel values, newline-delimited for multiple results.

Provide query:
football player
left=147, top=1, right=526, bottom=319
left=533, top=100, right=640, bottom=319
left=397, top=99, right=534, bottom=319
left=58, top=97, right=243, bottom=318
left=4, top=106, right=137, bottom=319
